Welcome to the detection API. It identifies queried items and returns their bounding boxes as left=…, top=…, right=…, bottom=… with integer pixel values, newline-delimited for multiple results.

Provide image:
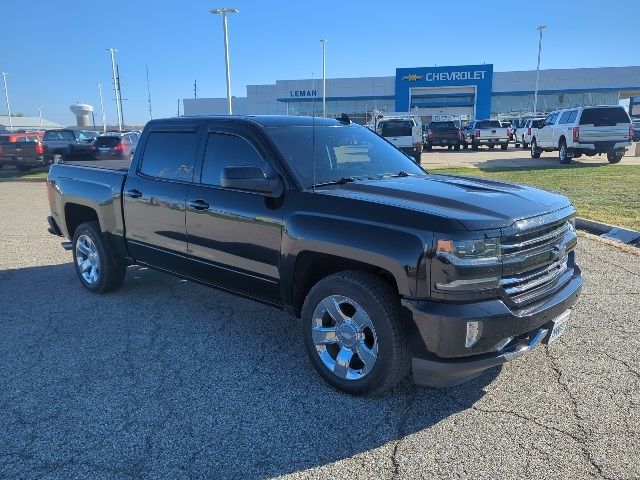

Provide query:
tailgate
left=578, top=125, right=630, bottom=143
left=479, top=128, right=507, bottom=139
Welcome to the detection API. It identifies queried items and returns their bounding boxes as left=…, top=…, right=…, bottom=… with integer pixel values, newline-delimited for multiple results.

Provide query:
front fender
left=280, top=211, right=430, bottom=305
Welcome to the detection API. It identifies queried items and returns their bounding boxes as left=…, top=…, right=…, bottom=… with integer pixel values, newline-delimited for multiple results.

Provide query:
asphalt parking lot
left=1, top=181, right=639, bottom=479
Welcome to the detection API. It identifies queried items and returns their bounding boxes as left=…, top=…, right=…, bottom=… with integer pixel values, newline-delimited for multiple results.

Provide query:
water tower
left=70, top=103, right=94, bottom=127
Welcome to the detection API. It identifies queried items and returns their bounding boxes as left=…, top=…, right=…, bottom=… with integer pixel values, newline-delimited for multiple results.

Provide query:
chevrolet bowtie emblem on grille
left=403, top=74, right=423, bottom=82
left=552, top=245, right=567, bottom=261
left=16, top=148, right=22, bottom=152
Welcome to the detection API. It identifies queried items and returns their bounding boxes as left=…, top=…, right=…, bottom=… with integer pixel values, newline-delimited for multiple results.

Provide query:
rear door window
left=139, top=131, right=198, bottom=181
left=579, top=107, right=630, bottom=126
left=559, top=111, right=573, bottom=124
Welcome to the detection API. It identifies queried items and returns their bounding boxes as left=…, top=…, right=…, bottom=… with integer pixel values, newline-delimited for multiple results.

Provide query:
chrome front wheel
left=311, top=295, right=379, bottom=381
left=75, top=234, right=100, bottom=285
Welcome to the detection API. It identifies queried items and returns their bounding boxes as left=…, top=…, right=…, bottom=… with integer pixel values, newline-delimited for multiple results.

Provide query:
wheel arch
left=290, top=251, right=401, bottom=318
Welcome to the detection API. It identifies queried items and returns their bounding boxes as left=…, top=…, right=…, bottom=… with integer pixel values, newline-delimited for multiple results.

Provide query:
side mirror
left=220, top=166, right=283, bottom=198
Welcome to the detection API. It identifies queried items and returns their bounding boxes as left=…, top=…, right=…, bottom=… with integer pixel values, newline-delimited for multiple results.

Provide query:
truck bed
left=61, top=158, right=131, bottom=171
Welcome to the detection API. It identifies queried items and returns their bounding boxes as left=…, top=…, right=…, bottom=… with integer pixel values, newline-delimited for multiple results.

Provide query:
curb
left=576, top=218, right=640, bottom=246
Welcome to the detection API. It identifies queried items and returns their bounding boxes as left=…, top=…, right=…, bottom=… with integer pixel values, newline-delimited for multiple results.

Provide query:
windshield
left=267, top=124, right=426, bottom=188
left=579, top=107, right=630, bottom=126
left=378, top=120, right=413, bottom=137
left=430, top=121, right=457, bottom=130
left=476, top=120, right=502, bottom=128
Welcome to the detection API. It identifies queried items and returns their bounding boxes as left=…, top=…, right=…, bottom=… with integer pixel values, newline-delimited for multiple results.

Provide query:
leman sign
left=289, top=90, right=317, bottom=97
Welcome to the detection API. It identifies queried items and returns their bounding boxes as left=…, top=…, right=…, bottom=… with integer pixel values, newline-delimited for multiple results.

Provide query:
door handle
left=188, top=199, right=210, bottom=211
left=125, top=188, right=142, bottom=198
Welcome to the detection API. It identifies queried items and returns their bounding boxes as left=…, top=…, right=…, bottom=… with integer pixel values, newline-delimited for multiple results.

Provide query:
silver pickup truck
left=462, top=120, right=510, bottom=150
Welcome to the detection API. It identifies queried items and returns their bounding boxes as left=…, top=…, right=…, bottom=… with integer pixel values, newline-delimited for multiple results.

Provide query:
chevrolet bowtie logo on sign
left=403, top=74, right=423, bottom=82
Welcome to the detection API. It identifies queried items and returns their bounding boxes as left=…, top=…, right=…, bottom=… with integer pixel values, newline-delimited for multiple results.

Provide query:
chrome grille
left=500, top=219, right=575, bottom=306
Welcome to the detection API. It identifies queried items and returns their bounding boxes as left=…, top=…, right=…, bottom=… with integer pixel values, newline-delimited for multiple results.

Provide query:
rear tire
left=72, top=221, right=126, bottom=293
left=522, top=136, right=528, bottom=150
left=500, top=143, right=508, bottom=150
left=301, top=271, right=410, bottom=395
left=559, top=140, right=571, bottom=164
left=607, top=151, right=623, bottom=164
left=531, top=139, right=542, bottom=158
left=454, top=143, right=460, bottom=151
left=471, top=140, right=479, bottom=151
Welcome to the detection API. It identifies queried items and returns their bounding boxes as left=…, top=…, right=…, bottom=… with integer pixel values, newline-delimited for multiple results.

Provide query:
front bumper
left=402, top=267, right=582, bottom=387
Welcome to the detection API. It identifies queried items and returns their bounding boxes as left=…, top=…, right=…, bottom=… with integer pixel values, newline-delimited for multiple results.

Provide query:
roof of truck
left=173, top=115, right=346, bottom=127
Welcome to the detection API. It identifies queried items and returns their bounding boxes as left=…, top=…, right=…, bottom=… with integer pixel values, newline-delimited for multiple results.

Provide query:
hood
left=316, top=174, right=571, bottom=231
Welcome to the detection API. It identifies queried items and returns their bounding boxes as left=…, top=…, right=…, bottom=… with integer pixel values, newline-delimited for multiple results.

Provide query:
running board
left=61, top=242, right=73, bottom=251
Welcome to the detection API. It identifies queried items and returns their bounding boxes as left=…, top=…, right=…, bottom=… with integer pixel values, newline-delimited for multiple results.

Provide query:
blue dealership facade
left=184, top=64, right=640, bottom=124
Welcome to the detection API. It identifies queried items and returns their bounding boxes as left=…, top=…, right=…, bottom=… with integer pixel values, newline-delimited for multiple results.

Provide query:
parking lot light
left=210, top=8, right=239, bottom=115
left=533, top=25, right=546, bottom=115
left=1, top=72, right=13, bottom=132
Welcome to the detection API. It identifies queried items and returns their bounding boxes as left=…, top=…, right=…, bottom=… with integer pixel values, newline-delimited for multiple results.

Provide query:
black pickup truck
left=46, top=115, right=582, bottom=394
left=424, top=121, right=463, bottom=151
left=0, top=132, right=46, bottom=171
left=43, top=129, right=97, bottom=164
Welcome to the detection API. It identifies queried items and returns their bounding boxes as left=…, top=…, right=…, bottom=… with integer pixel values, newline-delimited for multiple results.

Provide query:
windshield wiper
left=312, top=176, right=356, bottom=188
left=381, top=171, right=414, bottom=178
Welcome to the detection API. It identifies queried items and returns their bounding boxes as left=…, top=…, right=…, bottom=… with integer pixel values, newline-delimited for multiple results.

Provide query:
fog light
left=495, top=336, right=514, bottom=351
left=465, top=321, right=482, bottom=348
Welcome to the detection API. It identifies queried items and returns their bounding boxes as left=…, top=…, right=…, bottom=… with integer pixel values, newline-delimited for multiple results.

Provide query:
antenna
left=146, top=64, right=153, bottom=120
left=312, top=72, right=316, bottom=192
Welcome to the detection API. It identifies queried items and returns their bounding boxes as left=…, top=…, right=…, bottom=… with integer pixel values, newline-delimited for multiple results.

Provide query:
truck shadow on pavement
left=0, top=263, right=499, bottom=479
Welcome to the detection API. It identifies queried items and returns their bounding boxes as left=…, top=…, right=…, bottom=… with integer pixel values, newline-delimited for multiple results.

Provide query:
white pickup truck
left=462, top=120, right=509, bottom=150
left=530, top=106, right=633, bottom=164
left=374, top=115, right=423, bottom=163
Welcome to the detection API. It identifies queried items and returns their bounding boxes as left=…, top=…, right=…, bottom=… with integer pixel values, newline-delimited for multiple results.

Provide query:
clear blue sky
left=1, top=0, right=636, bottom=126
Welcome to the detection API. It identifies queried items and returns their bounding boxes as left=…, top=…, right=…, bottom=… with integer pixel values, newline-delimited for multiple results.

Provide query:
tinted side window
left=201, top=133, right=269, bottom=187
left=567, top=111, right=578, bottom=123
left=139, top=132, right=198, bottom=181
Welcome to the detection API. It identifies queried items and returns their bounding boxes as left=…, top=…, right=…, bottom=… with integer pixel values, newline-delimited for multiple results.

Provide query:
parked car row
left=0, top=128, right=140, bottom=170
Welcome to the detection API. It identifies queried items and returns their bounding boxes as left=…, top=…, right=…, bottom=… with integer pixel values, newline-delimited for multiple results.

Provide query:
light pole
left=97, top=83, right=107, bottom=133
left=106, top=48, right=123, bottom=131
left=533, top=25, right=546, bottom=115
left=210, top=8, right=238, bottom=115
left=38, top=105, right=43, bottom=128
left=1, top=72, right=13, bottom=132
left=320, top=38, right=327, bottom=118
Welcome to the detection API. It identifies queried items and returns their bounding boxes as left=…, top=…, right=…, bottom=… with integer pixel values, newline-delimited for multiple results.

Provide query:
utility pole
left=97, top=83, right=106, bottom=132
left=106, top=49, right=123, bottom=131
left=320, top=38, right=327, bottom=118
left=177, top=99, right=180, bottom=117
left=194, top=79, right=198, bottom=99
left=210, top=8, right=238, bottom=115
left=146, top=64, right=153, bottom=120
left=1, top=72, right=13, bottom=131
left=38, top=106, right=43, bottom=129
left=116, top=64, right=125, bottom=128
left=533, top=25, right=546, bottom=116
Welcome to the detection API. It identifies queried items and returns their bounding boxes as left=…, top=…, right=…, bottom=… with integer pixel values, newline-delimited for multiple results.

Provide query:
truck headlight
left=436, top=237, right=501, bottom=263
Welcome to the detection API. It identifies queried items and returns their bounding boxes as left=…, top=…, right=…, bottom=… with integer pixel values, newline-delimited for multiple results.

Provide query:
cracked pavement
left=0, top=181, right=638, bottom=479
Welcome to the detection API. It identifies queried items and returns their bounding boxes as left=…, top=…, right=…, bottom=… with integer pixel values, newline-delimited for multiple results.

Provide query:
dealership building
left=183, top=64, right=640, bottom=123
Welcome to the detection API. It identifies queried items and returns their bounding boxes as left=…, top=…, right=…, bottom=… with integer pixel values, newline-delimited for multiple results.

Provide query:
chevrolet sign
left=425, top=71, right=486, bottom=82
left=402, top=74, right=423, bottom=82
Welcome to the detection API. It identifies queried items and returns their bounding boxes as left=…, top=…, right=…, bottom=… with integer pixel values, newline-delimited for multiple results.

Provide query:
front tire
left=72, top=221, right=126, bottom=293
left=301, top=271, right=410, bottom=395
